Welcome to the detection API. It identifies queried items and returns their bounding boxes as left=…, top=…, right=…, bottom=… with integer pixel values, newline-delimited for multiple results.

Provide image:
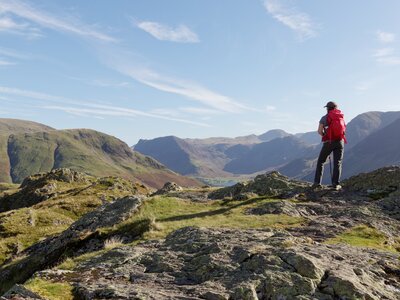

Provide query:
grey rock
left=152, top=182, right=183, bottom=196
left=208, top=171, right=310, bottom=200
left=1, top=285, right=44, bottom=300
left=38, top=227, right=400, bottom=300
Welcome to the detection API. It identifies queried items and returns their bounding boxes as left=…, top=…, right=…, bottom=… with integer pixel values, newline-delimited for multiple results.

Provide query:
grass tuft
left=104, top=236, right=124, bottom=250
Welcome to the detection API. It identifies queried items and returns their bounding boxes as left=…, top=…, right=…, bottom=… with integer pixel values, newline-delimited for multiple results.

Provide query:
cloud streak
left=373, top=31, right=400, bottom=66
left=0, top=0, right=116, bottom=42
left=263, top=0, right=317, bottom=40
left=136, top=21, right=199, bottom=43
left=0, top=59, right=16, bottom=66
left=103, top=54, right=252, bottom=113
left=0, top=15, right=42, bottom=38
left=0, top=86, right=210, bottom=127
left=44, top=105, right=210, bottom=127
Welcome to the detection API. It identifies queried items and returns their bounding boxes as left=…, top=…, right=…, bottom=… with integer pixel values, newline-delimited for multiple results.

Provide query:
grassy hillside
left=0, top=119, right=54, bottom=183
left=0, top=118, right=199, bottom=188
left=0, top=170, right=150, bottom=265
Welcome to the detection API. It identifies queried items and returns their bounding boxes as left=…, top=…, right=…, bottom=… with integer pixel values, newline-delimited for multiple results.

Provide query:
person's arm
left=318, top=123, right=325, bottom=137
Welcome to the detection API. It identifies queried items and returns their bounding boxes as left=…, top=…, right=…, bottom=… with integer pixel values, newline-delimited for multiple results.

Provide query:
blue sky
left=1, top=0, right=400, bottom=145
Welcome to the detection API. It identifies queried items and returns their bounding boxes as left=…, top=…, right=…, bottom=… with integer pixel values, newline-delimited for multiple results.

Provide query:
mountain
left=134, top=136, right=198, bottom=176
left=0, top=119, right=54, bottom=183
left=224, top=136, right=313, bottom=174
left=345, top=111, right=400, bottom=147
left=134, top=110, right=400, bottom=185
left=134, top=131, right=317, bottom=181
left=258, top=129, right=291, bottom=142
left=342, top=117, right=400, bottom=177
left=295, top=131, right=321, bottom=145
left=0, top=118, right=54, bottom=134
left=135, top=135, right=261, bottom=179
left=0, top=119, right=198, bottom=189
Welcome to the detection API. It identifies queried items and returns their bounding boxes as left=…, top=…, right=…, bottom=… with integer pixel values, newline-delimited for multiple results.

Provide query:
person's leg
left=314, top=142, right=332, bottom=184
left=332, top=140, right=344, bottom=185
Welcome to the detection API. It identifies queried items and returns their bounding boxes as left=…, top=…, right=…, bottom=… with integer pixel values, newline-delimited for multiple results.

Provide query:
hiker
left=313, top=101, right=347, bottom=190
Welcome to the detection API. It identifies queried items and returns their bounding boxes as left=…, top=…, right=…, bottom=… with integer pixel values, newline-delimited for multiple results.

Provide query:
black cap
left=324, top=101, right=337, bottom=109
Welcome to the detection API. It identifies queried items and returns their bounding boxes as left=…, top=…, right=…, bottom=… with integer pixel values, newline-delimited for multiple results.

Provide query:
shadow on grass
left=158, top=196, right=274, bottom=222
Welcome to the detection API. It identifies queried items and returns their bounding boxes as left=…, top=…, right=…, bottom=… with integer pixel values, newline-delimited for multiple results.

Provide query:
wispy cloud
left=0, top=46, right=31, bottom=59
left=373, top=47, right=395, bottom=58
left=376, top=56, right=400, bottom=66
left=105, top=57, right=252, bottom=113
left=0, top=0, right=116, bottom=42
left=263, top=0, right=317, bottom=40
left=376, top=30, right=395, bottom=43
left=44, top=105, right=210, bottom=127
left=136, top=21, right=199, bottom=43
left=178, top=107, right=222, bottom=115
left=264, top=105, right=276, bottom=112
left=373, top=47, right=400, bottom=66
left=0, top=16, right=42, bottom=38
left=0, top=59, right=16, bottom=66
left=67, top=76, right=131, bottom=88
left=0, top=85, right=210, bottom=127
left=372, top=31, right=400, bottom=66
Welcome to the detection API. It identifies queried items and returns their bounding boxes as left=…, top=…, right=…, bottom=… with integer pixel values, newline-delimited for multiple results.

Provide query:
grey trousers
left=314, top=140, right=344, bottom=185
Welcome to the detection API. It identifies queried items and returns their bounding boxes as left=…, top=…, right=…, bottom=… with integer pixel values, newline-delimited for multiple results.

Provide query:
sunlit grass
left=0, top=178, right=139, bottom=265
left=325, top=225, right=400, bottom=253
left=102, top=196, right=304, bottom=240
left=24, top=277, right=74, bottom=300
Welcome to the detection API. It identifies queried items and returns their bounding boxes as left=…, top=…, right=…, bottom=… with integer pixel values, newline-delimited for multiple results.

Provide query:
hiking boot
left=329, top=184, right=342, bottom=191
left=333, top=184, right=342, bottom=191
left=311, top=183, right=322, bottom=189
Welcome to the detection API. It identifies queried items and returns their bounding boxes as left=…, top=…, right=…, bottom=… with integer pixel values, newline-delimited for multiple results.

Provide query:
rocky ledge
left=33, top=227, right=400, bottom=300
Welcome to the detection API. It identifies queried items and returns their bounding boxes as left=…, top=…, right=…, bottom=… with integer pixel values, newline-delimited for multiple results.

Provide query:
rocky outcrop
left=20, top=168, right=90, bottom=188
left=343, top=166, right=399, bottom=199
left=1, top=284, right=43, bottom=300
left=152, top=181, right=183, bottom=196
left=0, top=169, right=148, bottom=213
left=208, top=171, right=310, bottom=200
left=0, top=196, right=145, bottom=294
left=35, top=227, right=400, bottom=299
left=0, top=169, right=92, bottom=213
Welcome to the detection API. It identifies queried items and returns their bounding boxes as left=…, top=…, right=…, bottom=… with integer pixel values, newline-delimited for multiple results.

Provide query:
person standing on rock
left=313, top=101, right=347, bottom=190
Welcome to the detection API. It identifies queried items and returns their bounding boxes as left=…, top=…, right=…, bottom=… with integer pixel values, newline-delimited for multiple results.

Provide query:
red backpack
left=324, top=109, right=347, bottom=143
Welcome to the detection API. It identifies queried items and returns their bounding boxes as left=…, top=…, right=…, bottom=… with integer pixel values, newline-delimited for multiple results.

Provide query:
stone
left=151, top=182, right=183, bottom=196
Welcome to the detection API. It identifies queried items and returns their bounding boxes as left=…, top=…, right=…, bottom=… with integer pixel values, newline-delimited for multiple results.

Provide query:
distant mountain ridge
left=134, top=111, right=400, bottom=184
left=0, top=119, right=198, bottom=189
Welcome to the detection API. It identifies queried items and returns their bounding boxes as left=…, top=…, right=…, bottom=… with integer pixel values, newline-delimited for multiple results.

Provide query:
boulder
left=208, top=171, right=310, bottom=199
left=152, top=182, right=183, bottom=196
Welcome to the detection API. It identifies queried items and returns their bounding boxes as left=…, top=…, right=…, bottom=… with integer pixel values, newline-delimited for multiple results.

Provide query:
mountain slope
left=258, top=129, right=291, bottom=142
left=135, top=136, right=197, bottom=175
left=224, top=136, right=313, bottom=174
left=0, top=119, right=54, bottom=183
left=345, top=111, right=400, bottom=147
left=135, top=136, right=259, bottom=178
left=342, top=117, right=400, bottom=177
left=0, top=119, right=199, bottom=188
